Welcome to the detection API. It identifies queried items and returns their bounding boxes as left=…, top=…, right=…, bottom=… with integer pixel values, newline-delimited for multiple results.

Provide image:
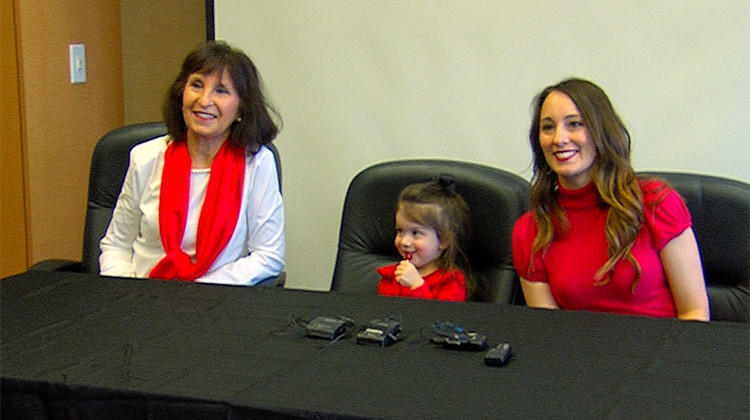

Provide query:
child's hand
left=394, top=259, right=425, bottom=290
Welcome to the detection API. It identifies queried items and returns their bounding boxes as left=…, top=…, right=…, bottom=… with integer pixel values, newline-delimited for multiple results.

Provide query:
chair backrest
left=81, top=122, right=283, bottom=274
left=81, top=122, right=168, bottom=273
left=331, top=159, right=529, bottom=303
left=641, top=171, right=749, bottom=322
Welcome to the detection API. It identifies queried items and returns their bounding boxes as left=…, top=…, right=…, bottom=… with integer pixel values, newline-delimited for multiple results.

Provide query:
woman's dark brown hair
left=163, top=40, right=280, bottom=151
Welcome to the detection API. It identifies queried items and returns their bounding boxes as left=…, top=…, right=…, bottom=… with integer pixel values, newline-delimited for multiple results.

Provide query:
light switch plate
left=69, top=44, right=86, bottom=84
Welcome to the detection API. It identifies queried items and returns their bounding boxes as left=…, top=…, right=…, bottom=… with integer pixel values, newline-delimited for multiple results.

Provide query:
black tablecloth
left=1, top=271, right=748, bottom=419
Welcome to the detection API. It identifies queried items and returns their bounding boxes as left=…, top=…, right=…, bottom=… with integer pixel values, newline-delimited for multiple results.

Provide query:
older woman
left=100, top=41, right=284, bottom=285
left=512, top=78, right=709, bottom=320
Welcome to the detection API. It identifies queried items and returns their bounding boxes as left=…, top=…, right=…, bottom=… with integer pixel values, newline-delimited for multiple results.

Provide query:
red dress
left=377, top=265, right=466, bottom=301
left=512, top=179, right=692, bottom=317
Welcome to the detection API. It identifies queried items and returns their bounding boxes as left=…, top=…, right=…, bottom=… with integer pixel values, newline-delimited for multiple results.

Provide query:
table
left=2, top=271, right=748, bottom=419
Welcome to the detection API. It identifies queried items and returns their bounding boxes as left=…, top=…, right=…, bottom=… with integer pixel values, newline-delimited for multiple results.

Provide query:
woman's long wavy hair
left=528, top=78, right=644, bottom=292
left=163, top=40, right=280, bottom=152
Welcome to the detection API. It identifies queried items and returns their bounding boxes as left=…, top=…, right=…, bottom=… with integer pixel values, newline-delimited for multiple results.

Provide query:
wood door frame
left=1, top=0, right=31, bottom=277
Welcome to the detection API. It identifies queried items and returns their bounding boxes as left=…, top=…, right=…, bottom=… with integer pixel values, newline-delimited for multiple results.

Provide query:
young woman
left=512, top=78, right=709, bottom=320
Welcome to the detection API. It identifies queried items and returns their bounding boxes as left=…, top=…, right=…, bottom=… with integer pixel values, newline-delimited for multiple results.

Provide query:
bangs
left=193, top=57, right=229, bottom=77
left=183, top=47, right=236, bottom=83
left=398, top=202, right=441, bottom=231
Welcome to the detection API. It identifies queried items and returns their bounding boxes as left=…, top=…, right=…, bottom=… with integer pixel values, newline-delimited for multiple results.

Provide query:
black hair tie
left=434, top=174, right=457, bottom=196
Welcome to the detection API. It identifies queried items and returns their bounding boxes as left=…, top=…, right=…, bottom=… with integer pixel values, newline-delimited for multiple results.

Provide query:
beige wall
left=13, top=0, right=124, bottom=267
left=217, top=1, right=750, bottom=291
left=121, top=0, right=205, bottom=124
left=2, top=0, right=203, bottom=276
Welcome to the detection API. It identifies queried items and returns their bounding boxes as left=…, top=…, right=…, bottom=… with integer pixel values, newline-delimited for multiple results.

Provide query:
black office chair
left=32, top=122, right=284, bottom=284
left=641, top=171, right=749, bottom=323
left=331, top=159, right=530, bottom=303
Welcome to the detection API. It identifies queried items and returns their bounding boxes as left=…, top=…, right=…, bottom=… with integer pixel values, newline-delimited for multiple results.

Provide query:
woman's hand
left=394, top=260, right=425, bottom=290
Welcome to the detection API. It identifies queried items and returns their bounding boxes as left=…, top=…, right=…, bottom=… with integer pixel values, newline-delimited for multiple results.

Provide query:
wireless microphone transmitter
left=305, top=316, right=352, bottom=340
left=356, top=317, right=402, bottom=347
left=485, top=342, right=512, bottom=367
left=430, top=321, right=488, bottom=351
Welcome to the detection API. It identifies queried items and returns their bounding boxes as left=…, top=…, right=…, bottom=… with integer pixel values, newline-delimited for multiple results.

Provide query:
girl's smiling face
left=394, top=210, right=445, bottom=276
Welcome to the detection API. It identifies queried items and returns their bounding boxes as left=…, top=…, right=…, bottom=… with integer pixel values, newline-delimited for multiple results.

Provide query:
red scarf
left=149, top=138, right=246, bottom=280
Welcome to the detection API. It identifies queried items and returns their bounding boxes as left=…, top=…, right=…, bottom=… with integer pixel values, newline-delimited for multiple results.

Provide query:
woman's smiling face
left=538, top=90, right=597, bottom=190
left=182, top=69, right=240, bottom=144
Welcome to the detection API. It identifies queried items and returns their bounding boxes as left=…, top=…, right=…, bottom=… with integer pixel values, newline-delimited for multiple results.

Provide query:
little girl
left=377, top=176, right=472, bottom=301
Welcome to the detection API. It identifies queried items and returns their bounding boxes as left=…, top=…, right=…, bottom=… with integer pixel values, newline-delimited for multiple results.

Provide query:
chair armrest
left=28, top=259, right=83, bottom=272
left=256, top=271, right=286, bottom=287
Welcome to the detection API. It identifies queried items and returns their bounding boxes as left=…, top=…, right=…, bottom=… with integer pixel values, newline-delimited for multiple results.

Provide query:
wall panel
left=216, top=0, right=750, bottom=291
left=121, top=0, right=205, bottom=124
left=1, top=0, right=29, bottom=277
left=16, top=0, right=124, bottom=264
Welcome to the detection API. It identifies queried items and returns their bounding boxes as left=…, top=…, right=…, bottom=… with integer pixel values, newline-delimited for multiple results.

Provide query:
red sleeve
left=512, top=212, right=547, bottom=282
left=437, top=270, right=467, bottom=301
left=377, top=265, right=398, bottom=296
left=410, top=269, right=466, bottom=301
left=407, top=284, right=435, bottom=299
left=640, top=179, right=692, bottom=250
left=378, top=265, right=466, bottom=301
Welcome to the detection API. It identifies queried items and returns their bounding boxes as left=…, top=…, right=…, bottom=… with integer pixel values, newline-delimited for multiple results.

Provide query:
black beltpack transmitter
left=356, top=317, right=402, bottom=347
left=484, top=342, right=512, bottom=367
left=305, top=316, right=351, bottom=340
left=430, top=321, right=488, bottom=351
left=431, top=332, right=488, bottom=351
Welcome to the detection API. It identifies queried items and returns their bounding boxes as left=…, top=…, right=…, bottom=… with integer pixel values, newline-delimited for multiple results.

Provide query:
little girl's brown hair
left=397, top=176, right=473, bottom=294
